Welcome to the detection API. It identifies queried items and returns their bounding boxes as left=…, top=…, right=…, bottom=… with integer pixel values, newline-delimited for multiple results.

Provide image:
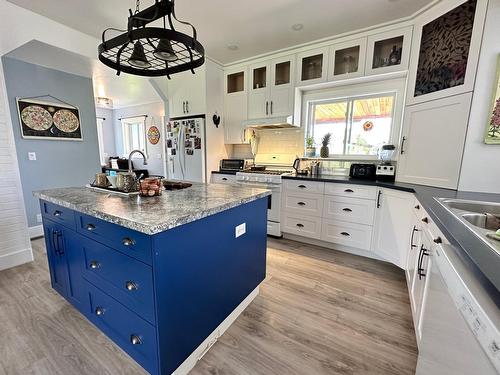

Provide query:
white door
left=372, top=188, right=415, bottom=268
left=397, top=93, right=472, bottom=189
left=269, top=55, right=295, bottom=117
left=248, top=62, right=270, bottom=119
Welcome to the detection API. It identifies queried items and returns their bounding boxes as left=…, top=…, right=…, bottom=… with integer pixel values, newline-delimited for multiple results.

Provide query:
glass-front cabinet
left=248, top=55, right=295, bottom=119
left=328, top=38, right=367, bottom=81
left=365, top=27, right=413, bottom=75
left=296, top=47, right=329, bottom=86
left=224, top=67, right=248, bottom=144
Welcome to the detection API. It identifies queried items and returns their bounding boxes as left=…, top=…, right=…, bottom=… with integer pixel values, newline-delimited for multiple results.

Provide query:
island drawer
left=81, top=236, right=155, bottom=324
left=76, top=213, right=152, bottom=265
left=40, top=201, right=76, bottom=230
left=87, top=283, right=158, bottom=375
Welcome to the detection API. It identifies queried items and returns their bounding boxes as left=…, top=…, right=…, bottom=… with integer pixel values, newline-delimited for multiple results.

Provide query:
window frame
left=302, top=77, right=406, bottom=160
left=120, top=116, right=147, bottom=157
left=96, top=117, right=106, bottom=166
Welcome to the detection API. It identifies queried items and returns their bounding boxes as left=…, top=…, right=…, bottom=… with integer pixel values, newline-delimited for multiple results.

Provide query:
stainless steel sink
left=436, top=198, right=500, bottom=251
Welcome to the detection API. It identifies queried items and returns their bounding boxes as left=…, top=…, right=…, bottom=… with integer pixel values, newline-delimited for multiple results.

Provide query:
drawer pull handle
left=340, top=232, right=350, bottom=236
left=344, top=189, right=354, bottom=193
left=86, top=223, right=96, bottom=231
left=297, top=202, right=306, bottom=206
left=89, top=261, right=100, bottom=270
left=342, top=208, right=352, bottom=212
left=53, top=210, right=62, bottom=217
left=125, top=281, right=138, bottom=291
left=222, top=177, right=228, bottom=181
left=297, top=185, right=306, bottom=188
left=130, top=335, right=142, bottom=345
left=296, top=223, right=304, bottom=228
left=95, top=307, right=105, bottom=316
left=414, top=204, right=420, bottom=210
left=433, top=237, right=442, bottom=244
left=122, top=238, right=136, bottom=246
left=421, top=217, right=429, bottom=224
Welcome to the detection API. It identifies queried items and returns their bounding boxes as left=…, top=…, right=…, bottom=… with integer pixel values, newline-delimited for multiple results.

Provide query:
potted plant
left=305, top=136, right=316, bottom=157
left=320, top=133, right=332, bottom=158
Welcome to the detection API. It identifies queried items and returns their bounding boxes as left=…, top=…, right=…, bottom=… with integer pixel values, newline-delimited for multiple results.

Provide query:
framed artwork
left=485, top=56, right=500, bottom=144
left=16, top=98, right=82, bottom=140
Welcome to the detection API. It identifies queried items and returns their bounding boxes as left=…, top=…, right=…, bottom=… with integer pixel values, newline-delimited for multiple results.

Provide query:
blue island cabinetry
left=40, top=197, right=268, bottom=375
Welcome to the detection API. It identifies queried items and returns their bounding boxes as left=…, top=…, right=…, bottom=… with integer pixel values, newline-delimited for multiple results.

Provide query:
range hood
left=243, top=115, right=297, bottom=129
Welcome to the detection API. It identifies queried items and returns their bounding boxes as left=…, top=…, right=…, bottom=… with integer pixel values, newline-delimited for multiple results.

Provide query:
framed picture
left=485, top=56, right=500, bottom=144
left=16, top=98, right=82, bottom=140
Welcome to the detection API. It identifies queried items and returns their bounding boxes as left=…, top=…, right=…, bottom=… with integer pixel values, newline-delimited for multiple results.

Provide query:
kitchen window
left=304, top=78, right=405, bottom=158
left=96, top=117, right=106, bottom=165
left=121, top=116, right=146, bottom=156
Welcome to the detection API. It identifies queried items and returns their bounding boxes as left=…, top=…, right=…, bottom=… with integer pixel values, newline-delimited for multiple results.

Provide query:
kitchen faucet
left=128, top=149, right=148, bottom=174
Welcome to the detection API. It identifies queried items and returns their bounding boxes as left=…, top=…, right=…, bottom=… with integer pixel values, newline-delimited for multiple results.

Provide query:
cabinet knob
left=121, top=238, right=136, bottom=247
left=89, top=261, right=100, bottom=270
left=222, top=177, right=228, bottom=181
left=433, top=237, right=442, bottom=244
left=125, top=281, right=138, bottom=291
left=414, top=204, right=420, bottom=210
left=297, top=202, right=306, bottom=206
left=53, top=210, right=62, bottom=217
left=296, top=223, right=304, bottom=228
left=421, top=217, right=429, bottom=224
left=86, top=223, right=96, bottom=231
left=130, top=335, right=142, bottom=345
left=340, top=232, right=350, bottom=236
left=344, top=189, right=354, bottom=193
left=95, top=307, right=105, bottom=316
left=342, top=208, right=352, bottom=212
left=297, top=185, right=306, bottom=189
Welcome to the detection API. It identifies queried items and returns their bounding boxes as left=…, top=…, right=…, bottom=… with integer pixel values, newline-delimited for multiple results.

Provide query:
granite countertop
left=284, top=174, right=500, bottom=295
left=34, top=183, right=271, bottom=235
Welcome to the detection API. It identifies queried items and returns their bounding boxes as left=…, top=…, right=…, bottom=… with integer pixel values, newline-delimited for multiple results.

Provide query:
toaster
left=349, top=163, right=377, bottom=180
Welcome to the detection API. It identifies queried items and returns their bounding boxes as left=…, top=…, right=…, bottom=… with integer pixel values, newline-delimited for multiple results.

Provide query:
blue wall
left=2, top=57, right=100, bottom=228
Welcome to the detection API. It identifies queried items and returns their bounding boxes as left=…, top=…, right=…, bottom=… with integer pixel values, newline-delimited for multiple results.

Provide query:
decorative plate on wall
left=16, top=98, right=82, bottom=140
left=147, top=125, right=160, bottom=145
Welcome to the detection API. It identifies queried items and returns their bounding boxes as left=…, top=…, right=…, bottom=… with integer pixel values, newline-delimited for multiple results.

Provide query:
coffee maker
left=376, top=144, right=396, bottom=182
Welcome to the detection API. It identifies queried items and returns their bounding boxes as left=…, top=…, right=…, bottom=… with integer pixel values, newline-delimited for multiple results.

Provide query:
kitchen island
left=34, top=183, right=270, bottom=375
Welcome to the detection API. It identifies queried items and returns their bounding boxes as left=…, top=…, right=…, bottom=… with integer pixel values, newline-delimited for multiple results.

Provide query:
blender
left=376, top=144, right=396, bottom=181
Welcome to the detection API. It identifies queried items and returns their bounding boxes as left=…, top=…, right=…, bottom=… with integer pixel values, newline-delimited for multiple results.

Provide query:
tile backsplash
left=231, top=128, right=304, bottom=159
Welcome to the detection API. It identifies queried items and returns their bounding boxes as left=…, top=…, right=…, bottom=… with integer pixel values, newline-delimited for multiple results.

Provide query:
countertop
left=34, top=183, right=271, bottom=235
left=283, top=174, right=500, bottom=296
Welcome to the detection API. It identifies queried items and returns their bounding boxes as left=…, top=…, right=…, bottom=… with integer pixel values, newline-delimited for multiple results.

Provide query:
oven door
left=236, top=181, right=280, bottom=222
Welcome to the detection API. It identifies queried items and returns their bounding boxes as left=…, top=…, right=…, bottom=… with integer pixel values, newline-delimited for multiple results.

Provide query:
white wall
left=459, top=0, right=500, bottom=193
left=95, top=107, right=115, bottom=159
left=113, top=102, right=165, bottom=176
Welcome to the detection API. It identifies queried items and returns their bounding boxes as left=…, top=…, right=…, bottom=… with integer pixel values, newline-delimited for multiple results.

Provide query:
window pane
left=311, top=101, right=348, bottom=155
left=346, top=96, right=394, bottom=155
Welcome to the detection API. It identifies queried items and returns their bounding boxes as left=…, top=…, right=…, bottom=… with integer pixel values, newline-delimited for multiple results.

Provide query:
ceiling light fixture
left=227, top=44, right=239, bottom=51
left=291, top=23, right=304, bottom=31
left=98, top=0, right=204, bottom=78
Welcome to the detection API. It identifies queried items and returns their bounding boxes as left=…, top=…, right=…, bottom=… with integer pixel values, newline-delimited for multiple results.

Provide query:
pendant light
left=129, top=41, right=152, bottom=68
left=98, top=0, right=204, bottom=78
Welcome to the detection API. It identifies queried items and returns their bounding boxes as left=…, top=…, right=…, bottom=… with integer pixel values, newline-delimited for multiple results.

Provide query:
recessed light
left=227, top=44, right=239, bottom=51
left=291, top=23, right=304, bottom=31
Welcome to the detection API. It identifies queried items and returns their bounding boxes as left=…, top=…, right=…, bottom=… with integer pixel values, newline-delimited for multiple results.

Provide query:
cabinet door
left=296, top=47, right=329, bottom=86
left=248, top=62, right=270, bottom=119
left=328, top=38, right=367, bottom=81
left=224, top=68, right=248, bottom=144
left=269, top=55, right=295, bottom=117
left=365, top=27, right=413, bottom=75
left=406, top=215, right=422, bottom=295
left=372, top=188, right=415, bottom=268
left=168, top=71, right=205, bottom=118
left=397, top=93, right=472, bottom=189
left=406, top=0, right=487, bottom=105
left=44, top=220, right=69, bottom=298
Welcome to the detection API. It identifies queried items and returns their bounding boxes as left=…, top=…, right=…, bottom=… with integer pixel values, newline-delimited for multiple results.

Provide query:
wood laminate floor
left=0, top=237, right=417, bottom=375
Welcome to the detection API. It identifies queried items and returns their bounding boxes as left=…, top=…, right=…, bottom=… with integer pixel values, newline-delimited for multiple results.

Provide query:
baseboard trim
left=0, top=247, right=34, bottom=271
left=172, top=286, right=260, bottom=375
left=29, top=225, right=44, bottom=239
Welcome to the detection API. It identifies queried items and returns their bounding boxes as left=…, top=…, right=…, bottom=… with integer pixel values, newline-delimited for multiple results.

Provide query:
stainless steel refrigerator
left=164, top=116, right=206, bottom=183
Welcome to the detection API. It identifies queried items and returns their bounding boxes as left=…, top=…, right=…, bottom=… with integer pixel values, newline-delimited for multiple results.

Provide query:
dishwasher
left=416, top=243, right=500, bottom=374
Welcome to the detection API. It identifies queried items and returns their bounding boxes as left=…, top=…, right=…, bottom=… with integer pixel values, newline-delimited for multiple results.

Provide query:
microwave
left=219, top=159, right=245, bottom=172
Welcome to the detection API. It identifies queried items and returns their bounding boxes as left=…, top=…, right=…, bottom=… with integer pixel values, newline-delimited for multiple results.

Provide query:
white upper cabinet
left=328, top=38, right=367, bottom=81
left=397, top=92, right=473, bottom=189
left=167, top=70, right=206, bottom=118
left=248, top=62, right=270, bottom=119
left=296, top=47, right=329, bottom=86
left=365, top=26, right=413, bottom=76
left=406, top=0, right=488, bottom=105
left=224, top=67, right=248, bottom=144
left=372, top=188, right=415, bottom=269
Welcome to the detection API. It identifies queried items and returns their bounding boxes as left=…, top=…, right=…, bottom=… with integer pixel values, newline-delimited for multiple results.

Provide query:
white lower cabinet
left=321, top=220, right=372, bottom=251
left=283, top=192, right=324, bottom=217
left=372, top=188, right=415, bottom=269
left=210, top=173, right=237, bottom=184
left=282, top=213, right=322, bottom=239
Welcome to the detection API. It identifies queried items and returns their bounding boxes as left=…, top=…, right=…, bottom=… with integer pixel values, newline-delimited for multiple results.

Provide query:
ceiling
left=5, top=41, right=161, bottom=109
left=7, top=0, right=436, bottom=64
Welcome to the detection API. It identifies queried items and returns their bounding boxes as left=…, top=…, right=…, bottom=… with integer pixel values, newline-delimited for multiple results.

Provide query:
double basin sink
left=437, top=198, right=500, bottom=252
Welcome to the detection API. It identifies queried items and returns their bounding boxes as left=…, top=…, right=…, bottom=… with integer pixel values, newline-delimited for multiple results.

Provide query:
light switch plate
left=36, top=214, right=42, bottom=223
left=235, top=223, right=246, bottom=238
left=28, top=152, right=37, bottom=161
